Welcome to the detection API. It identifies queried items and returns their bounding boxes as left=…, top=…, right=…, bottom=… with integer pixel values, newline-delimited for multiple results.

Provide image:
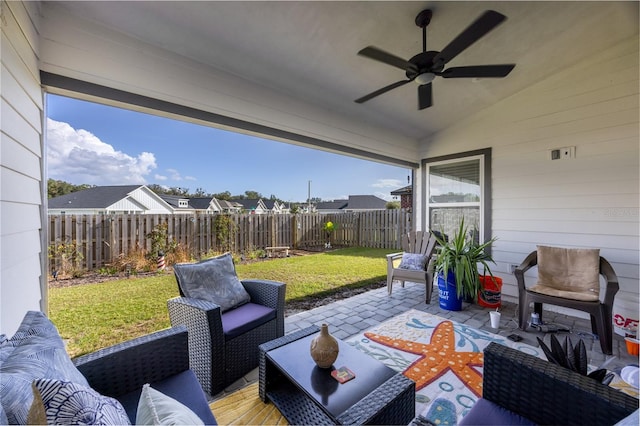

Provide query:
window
left=422, top=149, right=491, bottom=246
left=179, top=199, right=189, bottom=208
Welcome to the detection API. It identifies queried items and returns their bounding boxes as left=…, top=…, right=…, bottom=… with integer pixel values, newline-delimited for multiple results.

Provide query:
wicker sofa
left=459, top=342, right=639, bottom=425
left=75, top=325, right=216, bottom=424
left=168, top=278, right=286, bottom=396
left=0, top=310, right=216, bottom=425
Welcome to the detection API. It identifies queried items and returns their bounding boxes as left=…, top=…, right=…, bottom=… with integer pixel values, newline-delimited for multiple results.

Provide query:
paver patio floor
left=218, top=282, right=637, bottom=398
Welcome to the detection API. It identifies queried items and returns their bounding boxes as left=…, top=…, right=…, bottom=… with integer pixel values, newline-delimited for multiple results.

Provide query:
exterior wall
left=420, top=36, right=639, bottom=311
left=1, top=1, right=44, bottom=335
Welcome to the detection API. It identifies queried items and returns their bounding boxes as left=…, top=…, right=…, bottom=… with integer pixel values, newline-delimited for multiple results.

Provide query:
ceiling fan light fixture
left=414, top=72, right=435, bottom=85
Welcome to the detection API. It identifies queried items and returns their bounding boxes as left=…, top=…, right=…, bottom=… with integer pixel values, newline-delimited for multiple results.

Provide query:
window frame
left=421, top=148, right=492, bottom=252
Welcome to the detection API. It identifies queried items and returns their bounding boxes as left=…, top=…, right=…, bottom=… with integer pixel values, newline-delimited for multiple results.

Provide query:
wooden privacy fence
left=48, top=210, right=412, bottom=271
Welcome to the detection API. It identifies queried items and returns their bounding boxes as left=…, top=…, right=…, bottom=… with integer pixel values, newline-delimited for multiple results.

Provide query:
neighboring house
left=315, top=200, right=348, bottom=213
left=342, top=195, right=387, bottom=212
left=235, top=199, right=269, bottom=214
left=217, top=199, right=243, bottom=213
left=391, top=186, right=412, bottom=209
left=161, top=196, right=228, bottom=214
left=262, top=199, right=288, bottom=214
left=158, top=194, right=196, bottom=214
left=316, top=196, right=387, bottom=212
left=48, top=185, right=173, bottom=215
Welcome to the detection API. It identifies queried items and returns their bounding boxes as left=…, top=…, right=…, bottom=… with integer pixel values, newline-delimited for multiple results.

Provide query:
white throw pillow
left=136, top=384, right=204, bottom=425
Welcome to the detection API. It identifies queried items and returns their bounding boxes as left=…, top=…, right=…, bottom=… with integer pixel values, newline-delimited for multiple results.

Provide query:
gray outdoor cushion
left=0, top=311, right=90, bottom=424
left=174, top=253, right=251, bottom=312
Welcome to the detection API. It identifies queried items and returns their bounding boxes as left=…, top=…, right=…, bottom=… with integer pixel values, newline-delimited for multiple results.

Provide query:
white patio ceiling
left=43, top=1, right=638, bottom=162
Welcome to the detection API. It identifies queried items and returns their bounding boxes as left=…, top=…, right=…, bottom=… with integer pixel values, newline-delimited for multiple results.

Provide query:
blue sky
left=46, top=95, right=410, bottom=202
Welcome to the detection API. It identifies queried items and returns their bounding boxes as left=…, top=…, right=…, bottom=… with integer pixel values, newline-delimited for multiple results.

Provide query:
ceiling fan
left=355, top=9, right=516, bottom=110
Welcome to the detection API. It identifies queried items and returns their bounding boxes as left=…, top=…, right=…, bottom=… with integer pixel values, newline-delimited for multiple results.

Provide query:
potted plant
left=432, top=218, right=497, bottom=310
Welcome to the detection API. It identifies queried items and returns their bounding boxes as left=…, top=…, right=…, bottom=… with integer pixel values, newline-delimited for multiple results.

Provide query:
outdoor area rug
left=346, top=309, right=543, bottom=425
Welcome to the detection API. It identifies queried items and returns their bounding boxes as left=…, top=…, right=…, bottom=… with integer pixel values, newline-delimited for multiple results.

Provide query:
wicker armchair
left=460, top=342, right=638, bottom=425
left=168, top=279, right=286, bottom=396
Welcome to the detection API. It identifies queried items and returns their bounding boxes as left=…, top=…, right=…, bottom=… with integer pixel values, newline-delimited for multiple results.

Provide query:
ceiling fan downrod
left=415, top=9, right=432, bottom=53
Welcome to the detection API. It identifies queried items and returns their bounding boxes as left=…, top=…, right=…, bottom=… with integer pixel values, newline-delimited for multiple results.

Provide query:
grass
left=49, top=247, right=394, bottom=358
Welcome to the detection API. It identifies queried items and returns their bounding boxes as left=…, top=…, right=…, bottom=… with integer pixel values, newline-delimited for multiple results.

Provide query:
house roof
left=158, top=194, right=192, bottom=209
left=48, top=185, right=142, bottom=209
left=189, top=197, right=215, bottom=210
left=391, top=186, right=412, bottom=196
left=316, top=200, right=348, bottom=210
left=346, top=195, right=388, bottom=210
left=235, top=199, right=264, bottom=211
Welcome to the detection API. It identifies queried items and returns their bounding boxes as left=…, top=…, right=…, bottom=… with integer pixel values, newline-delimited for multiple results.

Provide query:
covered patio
left=1, top=1, right=638, bottom=423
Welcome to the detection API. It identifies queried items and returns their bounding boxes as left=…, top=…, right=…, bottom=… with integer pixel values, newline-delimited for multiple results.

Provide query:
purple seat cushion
left=222, top=303, right=276, bottom=341
left=459, top=398, right=534, bottom=426
left=117, top=369, right=217, bottom=425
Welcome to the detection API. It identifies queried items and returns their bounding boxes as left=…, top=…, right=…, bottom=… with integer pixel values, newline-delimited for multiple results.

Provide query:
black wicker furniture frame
left=73, top=326, right=216, bottom=424
left=168, top=278, right=286, bottom=396
left=259, top=326, right=415, bottom=425
left=475, top=342, right=638, bottom=425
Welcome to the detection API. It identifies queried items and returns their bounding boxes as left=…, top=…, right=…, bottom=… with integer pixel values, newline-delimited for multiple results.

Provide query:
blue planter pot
left=437, top=272, right=463, bottom=311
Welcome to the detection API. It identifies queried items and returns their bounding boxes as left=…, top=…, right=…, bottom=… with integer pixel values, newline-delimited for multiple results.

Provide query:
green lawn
left=49, top=247, right=394, bottom=357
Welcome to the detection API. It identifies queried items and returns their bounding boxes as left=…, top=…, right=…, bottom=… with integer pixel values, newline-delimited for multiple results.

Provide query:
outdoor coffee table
left=259, top=325, right=415, bottom=425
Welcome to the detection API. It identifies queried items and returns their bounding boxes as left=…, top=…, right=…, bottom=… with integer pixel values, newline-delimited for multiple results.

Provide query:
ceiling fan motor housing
left=406, top=51, right=444, bottom=80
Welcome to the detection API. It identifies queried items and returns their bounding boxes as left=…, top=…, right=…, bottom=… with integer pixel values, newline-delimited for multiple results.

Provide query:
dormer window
left=178, top=199, right=189, bottom=208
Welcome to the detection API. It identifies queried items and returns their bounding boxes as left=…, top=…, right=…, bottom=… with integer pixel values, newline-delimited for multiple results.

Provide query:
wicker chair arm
left=241, top=279, right=285, bottom=310
left=73, top=326, right=189, bottom=398
left=483, top=343, right=638, bottom=425
left=167, top=297, right=224, bottom=395
left=241, top=279, right=286, bottom=338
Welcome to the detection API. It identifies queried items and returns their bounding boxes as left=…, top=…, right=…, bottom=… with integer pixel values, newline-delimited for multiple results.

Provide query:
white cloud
left=154, top=174, right=168, bottom=181
left=372, top=178, right=403, bottom=189
left=374, top=191, right=393, bottom=201
left=46, top=118, right=157, bottom=185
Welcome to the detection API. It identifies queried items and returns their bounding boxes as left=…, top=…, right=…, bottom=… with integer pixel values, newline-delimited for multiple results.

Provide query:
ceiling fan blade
left=355, top=80, right=412, bottom=104
left=418, top=83, right=433, bottom=110
left=433, top=10, right=506, bottom=66
left=358, top=46, right=418, bottom=73
left=440, top=64, right=515, bottom=78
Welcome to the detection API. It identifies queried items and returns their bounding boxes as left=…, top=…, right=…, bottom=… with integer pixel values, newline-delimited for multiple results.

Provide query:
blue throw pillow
left=0, top=311, right=90, bottom=424
left=398, top=252, right=428, bottom=270
left=32, top=378, right=131, bottom=425
left=174, top=253, right=251, bottom=312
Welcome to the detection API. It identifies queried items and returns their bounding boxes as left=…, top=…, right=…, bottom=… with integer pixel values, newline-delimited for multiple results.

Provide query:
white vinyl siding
left=421, top=36, right=639, bottom=310
left=1, top=0, right=45, bottom=335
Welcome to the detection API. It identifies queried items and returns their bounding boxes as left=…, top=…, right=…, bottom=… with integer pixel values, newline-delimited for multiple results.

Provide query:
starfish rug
left=346, top=309, right=543, bottom=425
